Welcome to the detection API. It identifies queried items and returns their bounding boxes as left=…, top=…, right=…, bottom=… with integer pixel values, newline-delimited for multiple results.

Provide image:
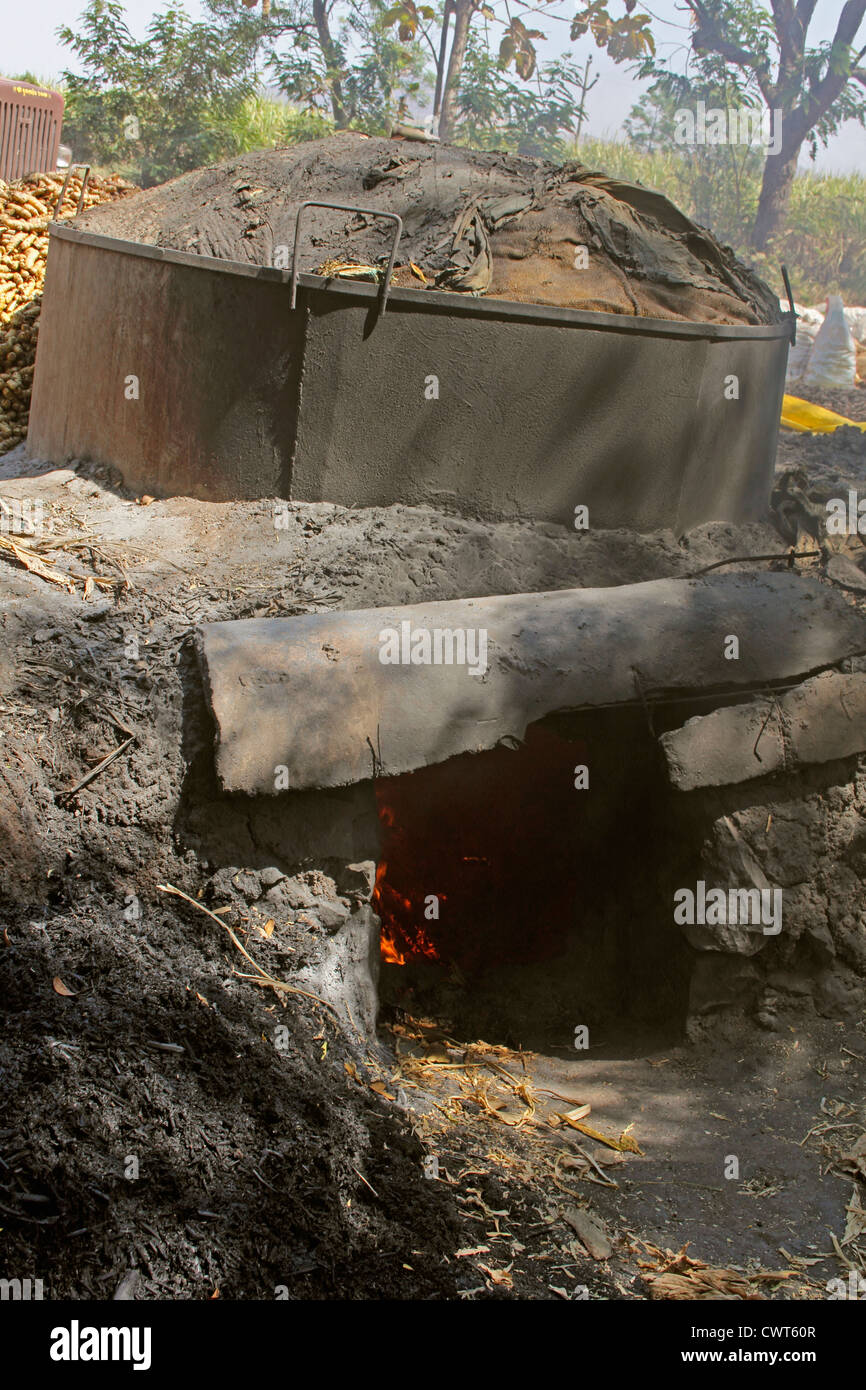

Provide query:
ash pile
left=75, top=132, right=781, bottom=326
left=1, top=418, right=865, bottom=1298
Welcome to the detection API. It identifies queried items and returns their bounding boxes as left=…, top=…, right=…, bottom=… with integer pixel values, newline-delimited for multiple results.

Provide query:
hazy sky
left=5, top=0, right=866, bottom=171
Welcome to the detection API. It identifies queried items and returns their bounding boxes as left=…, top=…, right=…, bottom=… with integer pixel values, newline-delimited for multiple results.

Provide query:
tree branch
left=797, top=0, right=866, bottom=133
left=433, top=0, right=454, bottom=117
left=311, top=0, right=347, bottom=126
left=418, top=20, right=440, bottom=67
left=683, top=0, right=775, bottom=102
left=830, top=0, right=866, bottom=48
left=771, top=0, right=801, bottom=75
left=794, top=0, right=818, bottom=31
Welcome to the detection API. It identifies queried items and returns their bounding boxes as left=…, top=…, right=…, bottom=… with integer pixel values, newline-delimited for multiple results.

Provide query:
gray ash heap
left=75, top=132, right=781, bottom=327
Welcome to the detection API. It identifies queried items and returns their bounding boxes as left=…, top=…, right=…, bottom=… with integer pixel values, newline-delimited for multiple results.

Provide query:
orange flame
left=380, top=925, right=406, bottom=965
left=373, top=798, right=441, bottom=965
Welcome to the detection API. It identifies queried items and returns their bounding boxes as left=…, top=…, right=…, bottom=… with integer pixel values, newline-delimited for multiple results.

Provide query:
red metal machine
left=0, top=77, right=64, bottom=182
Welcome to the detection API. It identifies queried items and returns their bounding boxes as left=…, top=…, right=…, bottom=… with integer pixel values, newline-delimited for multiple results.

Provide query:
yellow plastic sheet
left=782, top=394, right=866, bottom=434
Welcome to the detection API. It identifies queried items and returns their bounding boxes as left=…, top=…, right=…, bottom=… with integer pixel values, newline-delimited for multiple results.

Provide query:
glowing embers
left=372, top=724, right=587, bottom=972
left=373, top=805, right=443, bottom=964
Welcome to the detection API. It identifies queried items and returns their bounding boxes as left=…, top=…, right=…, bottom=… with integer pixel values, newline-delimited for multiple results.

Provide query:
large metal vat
left=27, top=222, right=791, bottom=531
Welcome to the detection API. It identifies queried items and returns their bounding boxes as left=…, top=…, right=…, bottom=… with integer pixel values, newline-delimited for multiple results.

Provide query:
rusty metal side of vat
left=27, top=232, right=305, bottom=500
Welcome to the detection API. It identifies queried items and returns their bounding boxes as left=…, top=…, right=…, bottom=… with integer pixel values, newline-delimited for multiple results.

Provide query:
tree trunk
left=437, top=0, right=473, bottom=142
left=312, top=0, right=348, bottom=128
left=433, top=2, right=453, bottom=117
left=751, top=144, right=800, bottom=251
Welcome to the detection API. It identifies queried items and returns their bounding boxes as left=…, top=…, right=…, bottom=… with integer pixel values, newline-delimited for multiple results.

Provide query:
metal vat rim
left=48, top=221, right=793, bottom=343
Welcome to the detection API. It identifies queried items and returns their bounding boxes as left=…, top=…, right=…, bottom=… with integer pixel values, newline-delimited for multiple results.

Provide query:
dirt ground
left=0, top=403, right=864, bottom=1300
left=777, top=384, right=866, bottom=508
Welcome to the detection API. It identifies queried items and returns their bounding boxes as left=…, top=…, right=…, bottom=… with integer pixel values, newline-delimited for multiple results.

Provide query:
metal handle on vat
left=290, top=201, right=403, bottom=317
left=53, top=164, right=92, bottom=220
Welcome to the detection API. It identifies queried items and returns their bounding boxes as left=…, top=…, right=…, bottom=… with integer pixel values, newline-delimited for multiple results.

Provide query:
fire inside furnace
left=371, top=713, right=695, bottom=1039
left=373, top=723, right=585, bottom=970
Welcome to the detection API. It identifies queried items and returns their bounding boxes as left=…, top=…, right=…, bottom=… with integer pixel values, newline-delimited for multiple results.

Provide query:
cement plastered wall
left=291, top=292, right=788, bottom=531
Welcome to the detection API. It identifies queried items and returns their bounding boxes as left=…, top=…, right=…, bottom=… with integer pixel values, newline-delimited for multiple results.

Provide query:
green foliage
left=381, top=0, right=600, bottom=141
left=455, top=35, right=589, bottom=158
left=622, top=82, right=765, bottom=246
left=58, top=0, right=425, bottom=170
left=632, top=0, right=866, bottom=156
left=58, top=0, right=261, bottom=185
left=590, top=0, right=866, bottom=246
left=225, top=92, right=334, bottom=149
left=772, top=169, right=866, bottom=304
left=800, top=39, right=866, bottom=159
left=244, top=1, right=353, bottom=118
left=336, top=0, right=431, bottom=132
left=223, top=0, right=431, bottom=131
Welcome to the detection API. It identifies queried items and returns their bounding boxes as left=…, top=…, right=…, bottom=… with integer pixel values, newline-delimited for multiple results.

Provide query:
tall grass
left=780, top=171, right=866, bottom=306
left=66, top=93, right=335, bottom=188
left=226, top=94, right=334, bottom=152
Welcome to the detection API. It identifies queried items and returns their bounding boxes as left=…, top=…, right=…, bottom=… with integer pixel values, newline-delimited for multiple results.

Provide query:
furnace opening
left=374, top=710, right=698, bottom=1051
